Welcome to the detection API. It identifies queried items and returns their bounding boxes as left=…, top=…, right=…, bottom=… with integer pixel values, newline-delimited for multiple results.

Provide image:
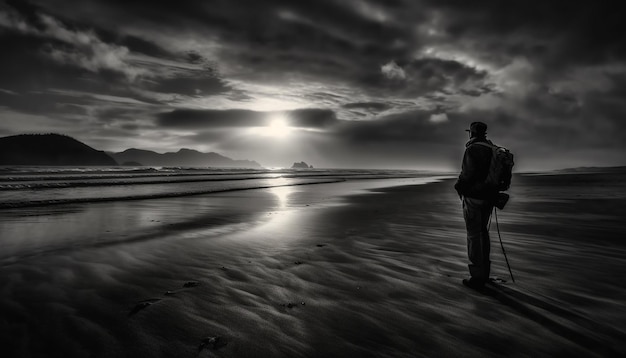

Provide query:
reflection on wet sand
left=1, top=174, right=625, bottom=357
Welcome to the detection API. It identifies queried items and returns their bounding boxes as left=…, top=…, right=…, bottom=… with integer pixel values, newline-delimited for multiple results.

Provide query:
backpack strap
left=471, top=142, right=496, bottom=149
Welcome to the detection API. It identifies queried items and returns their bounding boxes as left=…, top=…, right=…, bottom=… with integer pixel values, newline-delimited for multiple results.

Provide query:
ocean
left=0, top=166, right=452, bottom=266
left=0, top=166, right=447, bottom=209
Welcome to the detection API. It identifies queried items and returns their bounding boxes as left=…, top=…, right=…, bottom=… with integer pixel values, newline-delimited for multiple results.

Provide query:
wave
left=0, top=170, right=432, bottom=190
left=0, top=166, right=432, bottom=178
left=0, top=178, right=346, bottom=209
left=0, top=174, right=281, bottom=190
left=0, top=167, right=446, bottom=209
left=0, top=169, right=269, bottom=182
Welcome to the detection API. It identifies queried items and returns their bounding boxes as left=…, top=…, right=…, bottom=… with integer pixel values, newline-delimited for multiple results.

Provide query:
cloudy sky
left=1, top=0, right=625, bottom=170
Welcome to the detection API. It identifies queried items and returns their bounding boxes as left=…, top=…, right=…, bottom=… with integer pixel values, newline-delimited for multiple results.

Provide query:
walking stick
left=494, top=208, right=515, bottom=282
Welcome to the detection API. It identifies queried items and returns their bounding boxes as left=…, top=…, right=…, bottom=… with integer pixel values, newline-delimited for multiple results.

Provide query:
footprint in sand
left=165, top=281, right=201, bottom=295
left=131, top=281, right=202, bottom=316
left=489, top=277, right=507, bottom=284
left=281, top=302, right=306, bottom=309
left=198, top=336, right=228, bottom=351
left=183, top=281, right=200, bottom=288
left=128, top=298, right=161, bottom=316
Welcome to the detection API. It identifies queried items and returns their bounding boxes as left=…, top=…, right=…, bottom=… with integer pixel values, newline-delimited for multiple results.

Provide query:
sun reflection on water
left=268, top=178, right=293, bottom=209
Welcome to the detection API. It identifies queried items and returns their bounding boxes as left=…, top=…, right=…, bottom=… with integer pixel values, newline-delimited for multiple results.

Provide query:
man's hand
left=454, top=182, right=464, bottom=201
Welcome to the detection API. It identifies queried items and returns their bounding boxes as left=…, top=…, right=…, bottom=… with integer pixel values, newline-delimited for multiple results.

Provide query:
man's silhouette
left=454, top=122, right=498, bottom=289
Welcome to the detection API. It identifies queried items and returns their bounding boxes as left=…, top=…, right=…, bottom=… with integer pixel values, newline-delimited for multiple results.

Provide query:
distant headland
left=0, top=134, right=262, bottom=168
left=0, top=134, right=117, bottom=166
left=110, top=148, right=261, bottom=168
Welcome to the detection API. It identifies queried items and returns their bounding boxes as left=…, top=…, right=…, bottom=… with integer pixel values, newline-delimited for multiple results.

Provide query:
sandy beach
left=1, top=172, right=625, bottom=357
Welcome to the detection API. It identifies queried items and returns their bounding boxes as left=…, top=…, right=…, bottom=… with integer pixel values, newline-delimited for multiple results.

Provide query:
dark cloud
left=459, top=85, right=496, bottom=97
left=116, top=35, right=176, bottom=60
left=0, top=1, right=231, bottom=119
left=156, top=109, right=265, bottom=128
left=1, top=0, right=625, bottom=169
left=288, top=109, right=337, bottom=128
left=342, top=102, right=391, bottom=112
left=148, top=75, right=229, bottom=97
left=3, top=0, right=45, bottom=29
left=0, top=19, right=150, bottom=103
left=26, top=0, right=419, bottom=89
left=16, top=0, right=626, bottom=88
left=3, top=0, right=486, bottom=101
left=306, top=92, right=347, bottom=102
left=92, top=107, right=157, bottom=130
left=384, top=58, right=488, bottom=95
left=156, top=108, right=338, bottom=129
left=119, top=123, right=140, bottom=131
left=0, top=89, right=83, bottom=117
left=407, top=58, right=487, bottom=83
left=424, top=0, right=626, bottom=71
left=336, top=110, right=457, bottom=144
left=184, top=130, right=238, bottom=143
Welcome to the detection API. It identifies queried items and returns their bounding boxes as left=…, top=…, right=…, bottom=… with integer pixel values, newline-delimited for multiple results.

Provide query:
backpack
left=473, top=142, right=514, bottom=191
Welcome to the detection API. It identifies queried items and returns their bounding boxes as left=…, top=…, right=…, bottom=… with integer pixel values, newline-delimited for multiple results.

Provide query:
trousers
left=462, top=196, right=493, bottom=283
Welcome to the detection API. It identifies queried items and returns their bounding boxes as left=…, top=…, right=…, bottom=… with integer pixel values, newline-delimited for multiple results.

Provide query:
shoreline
left=0, top=176, right=447, bottom=264
left=0, top=172, right=452, bottom=209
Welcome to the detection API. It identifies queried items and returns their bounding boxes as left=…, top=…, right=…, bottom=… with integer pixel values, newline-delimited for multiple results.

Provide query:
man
left=454, top=122, right=498, bottom=290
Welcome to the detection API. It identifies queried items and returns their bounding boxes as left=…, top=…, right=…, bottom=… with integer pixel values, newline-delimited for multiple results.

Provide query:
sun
left=264, top=116, right=292, bottom=138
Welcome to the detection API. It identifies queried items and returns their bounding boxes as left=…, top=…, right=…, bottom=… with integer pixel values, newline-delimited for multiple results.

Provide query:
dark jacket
left=454, top=136, right=497, bottom=200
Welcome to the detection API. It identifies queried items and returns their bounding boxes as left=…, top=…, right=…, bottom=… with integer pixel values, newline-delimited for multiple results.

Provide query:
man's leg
left=480, top=202, right=493, bottom=281
left=463, top=197, right=491, bottom=284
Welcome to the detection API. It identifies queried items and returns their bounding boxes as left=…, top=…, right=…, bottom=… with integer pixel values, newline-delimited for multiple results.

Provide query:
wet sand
left=1, top=174, right=625, bottom=357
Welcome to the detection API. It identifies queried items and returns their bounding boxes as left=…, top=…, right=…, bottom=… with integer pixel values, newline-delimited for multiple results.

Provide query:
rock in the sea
left=291, top=161, right=313, bottom=169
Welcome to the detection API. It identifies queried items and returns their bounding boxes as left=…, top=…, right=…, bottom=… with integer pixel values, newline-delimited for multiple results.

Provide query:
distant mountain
left=111, top=148, right=262, bottom=168
left=0, top=134, right=118, bottom=166
left=553, top=166, right=626, bottom=174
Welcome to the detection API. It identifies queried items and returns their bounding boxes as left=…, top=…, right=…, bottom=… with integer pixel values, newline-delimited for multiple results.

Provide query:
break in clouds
left=1, top=0, right=625, bottom=169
